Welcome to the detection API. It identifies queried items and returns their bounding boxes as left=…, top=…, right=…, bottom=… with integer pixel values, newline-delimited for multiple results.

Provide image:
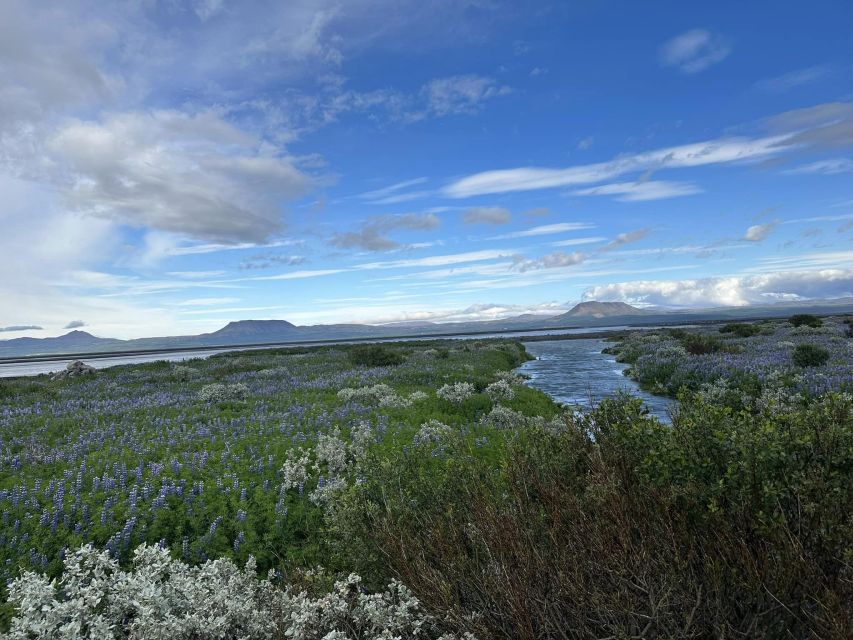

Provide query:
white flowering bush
left=480, top=405, right=528, bottom=430
left=170, top=365, right=199, bottom=382
left=485, top=379, right=514, bottom=402
left=436, top=382, right=476, bottom=405
left=494, top=370, right=526, bottom=385
left=197, top=382, right=249, bottom=403
left=348, top=421, right=375, bottom=460
left=6, top=543, right=466, bottom=639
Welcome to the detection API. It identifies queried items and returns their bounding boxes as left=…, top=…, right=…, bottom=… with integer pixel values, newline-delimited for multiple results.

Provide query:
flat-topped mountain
left=207, top=320, right=298, bottom=339
left=561, top=301, right=649, bottom=318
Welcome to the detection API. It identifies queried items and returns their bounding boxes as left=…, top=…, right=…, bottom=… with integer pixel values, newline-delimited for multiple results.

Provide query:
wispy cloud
left=602, top=228, right=650, bottom=251
left=755, top=66, right=830, bottom=92
left=490, top=222, right=594, bottom=240
left=421, top=75, right=511, bottom=116
left=443, top=134, right=789, bottom=198
left=571, top=180, right=702, bottom=201
left=784, top=158, right=853, bottom=175
left=462, top=207, right=511, bottom=225
left=63, top=320, right=86, bottom=329
left=331, top=213, right=440, bottom=252
left=659, top=28, right=731, bottom=74
left=511, top=251, right=585, bottom=272
left=743, top=221, right=778, bottom=242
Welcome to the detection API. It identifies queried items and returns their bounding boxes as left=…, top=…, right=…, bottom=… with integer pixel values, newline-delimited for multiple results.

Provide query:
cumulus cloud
left=659, top=29, right=731, bottom=74
left=582, top=269, right=853, bottom=307
left=0, top=325, right=43, bottom=333
left=462, top=207, right=511, bottom=225
left=511, top=251, right=585, bottom=272
left=63, top=320, right=86, bottom=329
left=330, top=212, right=440, bottom=252
left=421, top=75, right=511, bottom=116
left=48, top=110, right=316, bottom=243
left=602, top=228, right=650, bottom=251
left=571, top=180, right=702, bottom=201
left=743, top=221, right=778, bottom=242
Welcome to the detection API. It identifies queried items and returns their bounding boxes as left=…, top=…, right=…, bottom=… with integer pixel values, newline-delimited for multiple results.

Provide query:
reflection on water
left=517, top=338, right=673, bottom=421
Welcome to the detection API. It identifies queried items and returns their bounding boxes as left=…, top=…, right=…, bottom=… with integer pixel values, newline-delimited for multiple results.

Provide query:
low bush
left=789, top=313, right=823, bottom=328
left=680, top=332, right=723, bottom=355
left=792, top=343, right=830, bottom=367
left=347, top=345, right=405, bottom=367
left=719, top=322, right=760, bottom=337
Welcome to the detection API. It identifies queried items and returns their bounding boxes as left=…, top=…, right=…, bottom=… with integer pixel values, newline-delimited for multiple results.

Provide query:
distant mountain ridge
left=2, top=299, right=853, bottom=359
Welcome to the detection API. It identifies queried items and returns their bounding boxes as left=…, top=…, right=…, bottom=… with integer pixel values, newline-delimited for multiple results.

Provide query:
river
left=518, top=338, right=673, bottom=421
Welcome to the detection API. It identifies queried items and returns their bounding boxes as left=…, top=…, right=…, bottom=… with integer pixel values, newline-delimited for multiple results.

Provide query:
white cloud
left=571, top=180, right=702, bottom=201
left=330, top=212, right=440, bottom=252
left=550, top=236, right=607, bottom=247
left=511, top=251, right=585, bottom=272
left=743, top=221, right=778, bottom=242
left=49, top=110, right=316, bottom=243
left=583, top=268, right=853, bottom=307
left=421, top=75, right=511, bottom=116
left=358, top=177, right=429, bottom=202
left=462, top=207, right=511, bottom=225
left=443, top=134, right=789, bottom=198
left=784, top=158, right=853, bottom=175
left=754, top=66, right=831, bottom=92
left=490, top=222, right=594, bottom=239
left=602, top=228, right=650, bottom=251
left=660, top=29, right=731, bottom=74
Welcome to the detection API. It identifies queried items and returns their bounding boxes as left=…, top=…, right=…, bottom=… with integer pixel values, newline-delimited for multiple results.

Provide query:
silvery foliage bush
left=436, top=382, right=476, bottom=405
left=197, top=382, right=249, bottom=403
left=494, top=370, right=526, bottom=385
left=484, top=380, right=514, bottom=402
left=407, top=390, right=429, bottom=403
left=6, top=543, right=469, bottom=640
left=170, top=365, right=199, bottom=382
left=280, top=448, right=311, bottom=492
left=337, top=384, right=413, bottom=408
left=480, top=405, right=527, bottom=430
left=412, top=420, right=453, bottom=447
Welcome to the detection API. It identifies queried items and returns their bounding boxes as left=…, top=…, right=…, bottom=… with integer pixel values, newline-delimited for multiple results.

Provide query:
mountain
left=0, top=330, right=118, bottom=358
left=207, top=320, right=297, bottom=340
left=560, top=301, right=649, bottom=319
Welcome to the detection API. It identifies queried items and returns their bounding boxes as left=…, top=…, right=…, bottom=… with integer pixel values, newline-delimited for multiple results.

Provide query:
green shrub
left=789, top=314, right=823, bottom=328
left=792, top=343, right=830, bottom=367
left=719, top=323, right=760, bottom=337
left=348, top=344, right=405, bottom=367
left=680, top=332, right=723, bottom=355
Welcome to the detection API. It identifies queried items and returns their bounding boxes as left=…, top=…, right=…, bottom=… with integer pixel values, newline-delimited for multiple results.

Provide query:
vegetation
left=1, top=324, right=851, bottom=637
left=793, top=343, right=831, bottom=367
left=346, top=344, right=405, bottom=367
left=789, top=313, right=824, bottom=328
left=719, top=322, right=760, bottom=337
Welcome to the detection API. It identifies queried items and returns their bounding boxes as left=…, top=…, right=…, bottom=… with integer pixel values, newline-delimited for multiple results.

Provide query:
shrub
left=792, top=343, right=830, bottom=367
left=680, top=332, right=723, bottom=355
left=789, top=314, right=823, bottom=328
left=347, top=345, right=405, bottom=367
left=336, top=394, right=853, bottom=639
left=719, top=323, right=760, bottom=337
left=436, top=382, right=476, bottom=404
left=197, top=382, right=248, bottom=402
left=6, top=543, right=458, bottom=639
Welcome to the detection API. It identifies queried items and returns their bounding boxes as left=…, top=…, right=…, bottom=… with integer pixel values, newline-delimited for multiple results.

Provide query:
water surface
left=518, top=338, right=673, bottom=421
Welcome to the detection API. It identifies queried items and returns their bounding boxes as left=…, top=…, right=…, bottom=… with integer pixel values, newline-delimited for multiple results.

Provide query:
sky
left=1, top=0, right=853, bottom=339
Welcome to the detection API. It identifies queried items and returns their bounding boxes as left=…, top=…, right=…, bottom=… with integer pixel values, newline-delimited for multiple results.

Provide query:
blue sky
left=1, top=0, right=852, bottom=338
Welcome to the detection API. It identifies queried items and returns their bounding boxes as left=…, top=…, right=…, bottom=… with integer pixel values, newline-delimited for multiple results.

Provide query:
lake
left=518, top=338, right=673, bottom=421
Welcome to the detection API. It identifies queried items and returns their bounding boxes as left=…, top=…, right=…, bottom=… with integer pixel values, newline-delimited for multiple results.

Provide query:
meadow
left=0, top=321, right=851, bottom=638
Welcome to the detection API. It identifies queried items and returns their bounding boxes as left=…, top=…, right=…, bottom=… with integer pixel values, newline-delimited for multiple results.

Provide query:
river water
left=518, top=338, right=673, bottom=421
